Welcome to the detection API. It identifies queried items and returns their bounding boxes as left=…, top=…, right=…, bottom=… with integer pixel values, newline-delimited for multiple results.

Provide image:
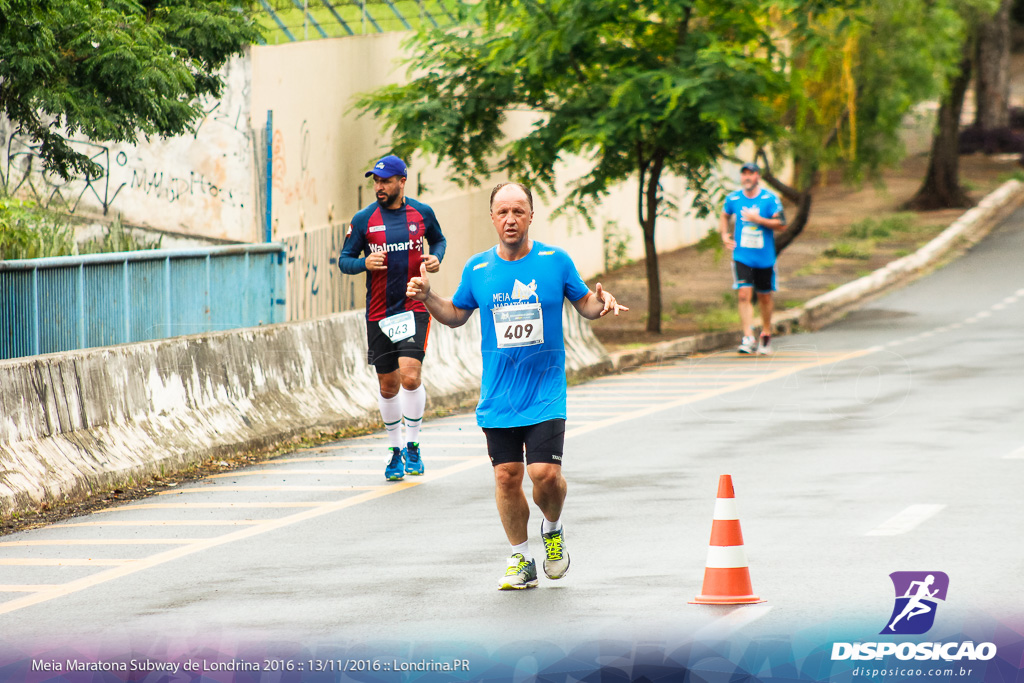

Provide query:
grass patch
left=0, top=195, right=162, bottom=260
left=794, top=258, right=835, bottom=277
left=673, top=301, right=695, bottom=316
left=998, top=169, right=1024, bottom=183
left=696, top=304, right=740, bottom=332
left=823, top=240, right=873, bottom=260
left=845, top=212, right=916, bottom=239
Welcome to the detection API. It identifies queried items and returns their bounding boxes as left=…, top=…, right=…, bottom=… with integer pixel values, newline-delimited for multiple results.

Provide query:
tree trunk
left=974, top=0, right=1012, bottom=130
left=637, top=151, right=665, bottom=334
left=905, top=39, right=975, bottom=211
left=642, top=223, right=661, bottom=333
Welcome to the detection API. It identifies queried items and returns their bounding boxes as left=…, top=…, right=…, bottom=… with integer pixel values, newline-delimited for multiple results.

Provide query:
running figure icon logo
left=510, top=279, right=538, bottom=302
left=881, top=571, right=949, bottom=635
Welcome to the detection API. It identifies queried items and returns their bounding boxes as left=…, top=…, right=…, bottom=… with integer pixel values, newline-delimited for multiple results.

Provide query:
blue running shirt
left=723, top=188, right=785, bottom=268
left=451, top=241, right=590, bottom=428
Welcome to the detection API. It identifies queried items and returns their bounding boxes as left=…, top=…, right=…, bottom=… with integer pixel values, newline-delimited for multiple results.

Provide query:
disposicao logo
left=831, top=571, right=997, bottom=662
left=882, top=571, right=948, bottom=635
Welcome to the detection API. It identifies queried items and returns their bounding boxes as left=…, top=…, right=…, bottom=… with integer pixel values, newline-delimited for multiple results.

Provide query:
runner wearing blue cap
left=719, top=162, right=787, bottom=355
left=339, top=155, right=447, bottom=480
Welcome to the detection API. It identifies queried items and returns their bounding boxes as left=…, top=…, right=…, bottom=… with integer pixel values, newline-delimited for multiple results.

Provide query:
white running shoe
left=498, top=553, right=538, bottom=590
left=757, top=335, right=772, bottom=355
left=541, top=525, right=570, bottom=580
left=738, top=336, right=756, bottom=354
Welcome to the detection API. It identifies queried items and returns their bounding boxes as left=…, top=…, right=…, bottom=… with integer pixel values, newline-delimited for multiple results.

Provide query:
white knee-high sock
left=400, top=384, right=426, bottom=445
left=378, top=393, right=403, bottom=448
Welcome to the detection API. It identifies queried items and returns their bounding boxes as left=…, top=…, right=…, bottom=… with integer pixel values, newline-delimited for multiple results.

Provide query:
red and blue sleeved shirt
left=338, top=197, right=447, bottom=321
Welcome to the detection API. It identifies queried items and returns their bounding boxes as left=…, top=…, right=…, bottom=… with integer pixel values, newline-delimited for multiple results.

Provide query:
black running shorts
left=732, top=260, right=776, bottom=293
left=366, top=311, right=431, bottom=374
left=482, top=419, right=566, bottom=467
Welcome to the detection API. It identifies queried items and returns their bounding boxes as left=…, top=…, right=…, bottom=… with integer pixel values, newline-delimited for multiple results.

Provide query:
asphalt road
left=0, top=207, right=1021, bottom=677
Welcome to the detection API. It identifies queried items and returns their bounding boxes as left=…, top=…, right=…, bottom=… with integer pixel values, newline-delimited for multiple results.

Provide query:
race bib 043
left=493, top=302, right=544, bottom=348
left=378, top=311, right=416, bottom=343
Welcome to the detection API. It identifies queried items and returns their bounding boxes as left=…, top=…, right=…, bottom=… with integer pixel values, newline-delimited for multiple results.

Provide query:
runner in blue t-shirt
left=719, top=162, right=787, bottom=355
left=406, top=182, right=627, bottom=590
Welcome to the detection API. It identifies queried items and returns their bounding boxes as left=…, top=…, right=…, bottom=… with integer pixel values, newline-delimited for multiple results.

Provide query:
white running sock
left=542, top=517, right=562, bottom=534
left=400, top=384, right=426, bottom=444
left=378, top=393, right=404, bottom=448
left=511, top=540, right=532, bottom=562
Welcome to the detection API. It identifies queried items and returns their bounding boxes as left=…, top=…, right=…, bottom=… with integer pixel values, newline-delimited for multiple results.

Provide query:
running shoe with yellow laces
left=498, top=553, right=538, bottom=590
left=541, top=524, right=570, bottom=579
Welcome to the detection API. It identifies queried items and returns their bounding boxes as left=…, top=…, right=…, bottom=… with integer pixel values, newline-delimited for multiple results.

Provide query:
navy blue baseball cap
left=365, top=154, right=408, bottom=179
left=740, top=162, right=760, bottom=173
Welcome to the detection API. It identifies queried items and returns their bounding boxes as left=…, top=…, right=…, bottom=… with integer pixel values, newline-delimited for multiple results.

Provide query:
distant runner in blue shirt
left=719, top=162, right=786, bottom=355
left=406, top=182, right=627, bottom=591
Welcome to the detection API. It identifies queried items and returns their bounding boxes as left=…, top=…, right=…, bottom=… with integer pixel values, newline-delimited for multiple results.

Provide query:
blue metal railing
left=0, top=244, right=287, bottom=360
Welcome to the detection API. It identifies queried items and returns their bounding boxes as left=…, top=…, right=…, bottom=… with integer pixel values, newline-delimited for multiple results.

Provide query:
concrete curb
left=606, top=179, right=1024, bottom=370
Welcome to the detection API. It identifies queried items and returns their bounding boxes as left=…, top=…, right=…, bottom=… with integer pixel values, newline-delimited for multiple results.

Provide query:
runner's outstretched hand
left=407, top=262, right=431, bottom=301
left=594, top=283, right=628, bottom=316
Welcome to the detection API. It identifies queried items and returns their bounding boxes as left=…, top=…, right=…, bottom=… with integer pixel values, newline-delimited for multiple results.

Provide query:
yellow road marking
left=292, top=445, right=483, bottom=452
left=265, top=454, right=479, bottom=463
left=0, top=539, right=205, bottom=547
left=0, top=458, right=479, bottom=615
left=205, top=469, right=385, bottom=478
left=52, top=520, right=264, bottom=528
left=0, top=559, right=134, bottom=567
left=92, top=503, right=322, bottom=512
left=582, top=382, right=732, bottom=388
left=155, top=485, right=384, bottom=494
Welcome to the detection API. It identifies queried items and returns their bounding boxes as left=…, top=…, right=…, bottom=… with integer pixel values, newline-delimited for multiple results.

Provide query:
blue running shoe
left=403, top=442, right=424, bottom=475
left=384, top=447, right=404, bottom=481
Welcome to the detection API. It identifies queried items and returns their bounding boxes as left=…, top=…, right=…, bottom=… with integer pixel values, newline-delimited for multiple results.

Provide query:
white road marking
left=1003, top=446, right=1024, bottom=459
left=865, top=504, right=945, bottom=536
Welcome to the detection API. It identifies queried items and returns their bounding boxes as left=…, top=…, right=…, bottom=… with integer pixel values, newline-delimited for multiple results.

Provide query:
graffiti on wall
left=272, top=120, right=318, bottom=209
left=282, top=222, right=361, bottom=322
left=1, top=127, right=126, bottom=215
left=1, top=101, right=251, bottom=216
left=0, top=54, right=257, bottom=242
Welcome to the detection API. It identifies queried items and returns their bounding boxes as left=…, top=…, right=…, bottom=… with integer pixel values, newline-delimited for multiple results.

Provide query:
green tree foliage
left=359, top=0, right=838, bottom=333
left=0, top=0, right=262, bottom=181
left=755, top=0, right=968, bottom=249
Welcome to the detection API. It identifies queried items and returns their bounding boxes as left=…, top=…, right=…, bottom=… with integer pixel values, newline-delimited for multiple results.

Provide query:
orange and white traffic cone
left=690, top=474, right=765, bottom=605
